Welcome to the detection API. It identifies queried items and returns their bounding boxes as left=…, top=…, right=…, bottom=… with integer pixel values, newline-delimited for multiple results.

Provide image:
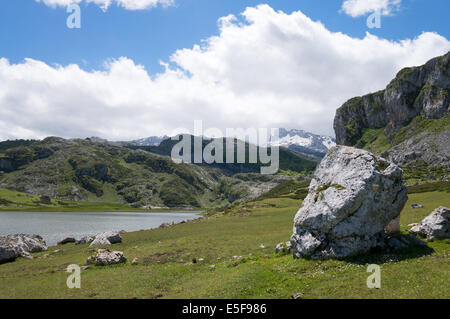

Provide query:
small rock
left=58, top=237, right=76, bottom=245
left=259, top=244, right=265, bottom=249
left=90, top=231, right=122, bottom=246
left=159, top=223, right=171, bottom=229
left=96, top=249, right=127, bottom=266
left=209, top=265, right=216, bottom=270
left=408, top=223, right=419, bottom=227
left=292, top=293, right=305, bottom=299
left=410, top=206, right=449, bottom=239
left=131, top=257, right=139, bottom=265
left=81, top=266, right=90, bottom=271
left=76, top=236, right=94, bottom=245
left=198, top=258, right=204, bottom=262
left=411, top=204, right=424, bottom=209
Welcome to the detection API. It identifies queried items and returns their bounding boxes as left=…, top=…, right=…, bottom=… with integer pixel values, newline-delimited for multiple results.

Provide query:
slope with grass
left=0, top=137, right=310, bottom=210
left=0, top=189, right=448, bottom=299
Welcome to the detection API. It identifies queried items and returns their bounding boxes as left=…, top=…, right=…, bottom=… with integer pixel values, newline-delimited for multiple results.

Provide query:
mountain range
left=126, top=129, right=335, bottom=159
left=0, top=52, right=448, bottom=210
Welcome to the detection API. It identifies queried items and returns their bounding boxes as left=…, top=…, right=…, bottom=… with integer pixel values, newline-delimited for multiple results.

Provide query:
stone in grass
left=95, top=249, right=127, bottom=266
left=291, top=146, right=408, bottom=259
left=410, top=206, right=449, bottom=239
left=76, top=236, right=94, bottom=245
left=58, top=237, right=76, bottom=245
left=275, top=242, right=292, bottom=253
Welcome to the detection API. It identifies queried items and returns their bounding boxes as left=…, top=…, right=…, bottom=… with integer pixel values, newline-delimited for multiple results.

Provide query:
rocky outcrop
left=335, top=52, right=449, bottom=145
left=291, top=146, right=408, bottom=259
left=410, top=206, right=449, bottom=239
left=89, top=231, right=122, bottom=246
left=0, top=234, right=48, bottom=263
left=334, top=52, right=449, bottom=166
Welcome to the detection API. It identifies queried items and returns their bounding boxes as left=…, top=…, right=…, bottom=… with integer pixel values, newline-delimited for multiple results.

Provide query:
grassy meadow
left=0, top=190, right=449, bottom=299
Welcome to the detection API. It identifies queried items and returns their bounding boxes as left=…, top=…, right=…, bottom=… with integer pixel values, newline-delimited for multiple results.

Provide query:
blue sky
left=1, top=0, right=449, bottom=74
left=0, top=0, right=448, bottom=140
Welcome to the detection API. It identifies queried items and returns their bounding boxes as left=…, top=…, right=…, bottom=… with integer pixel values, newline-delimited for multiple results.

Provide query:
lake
left=0, top=211, right=202, bottom=246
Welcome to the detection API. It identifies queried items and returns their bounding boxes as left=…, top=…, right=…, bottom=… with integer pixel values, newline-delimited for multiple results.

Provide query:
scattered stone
left=119, top=230, right=127, bottom=234
left=95, top=249, right=127, bottom=266
left=209, top=265, right=216, bottom=270
left=410, top=206, right=449, bottom=239
left=408, top=223, right=419, bottom=227
left=0, top=234, right=48, bottom=263
left=291, top=146, right=408, bottom=259
left=292, top=293, right=305, bottom=299
left=198, top=258, right=204, bottom=262
left=89, top=231, right=122, bottom=246
left=275, top=242, right=292, bottom=253
left=131, top=257, right=139, bottom=265
left=76, top=236, right=94, bottom=245
left=259, top=244, right=265, bottom=249
left=411, top=204, right=425, bottom=209
left=58, top=237, right=76, bottom=245
left=53, top=249, right=60, bottom=253
left=159, top=223, right=171, bottom=229
left=81, top=266, right=90, bottom=271
left=263, top=254, right=270, bottom=258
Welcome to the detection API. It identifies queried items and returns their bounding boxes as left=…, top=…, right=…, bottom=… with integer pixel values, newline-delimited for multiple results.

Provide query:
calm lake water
left=0, top=211, right=202, bottom=246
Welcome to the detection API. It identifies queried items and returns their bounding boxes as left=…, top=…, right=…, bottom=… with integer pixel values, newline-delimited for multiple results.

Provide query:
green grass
left=0, top=191, right=449, bottom=299
left=0, top=188, right=197, bottom=212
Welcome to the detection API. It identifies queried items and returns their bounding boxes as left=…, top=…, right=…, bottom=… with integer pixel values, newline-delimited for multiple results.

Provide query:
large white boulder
left=291, top=146, right=408, bottom=259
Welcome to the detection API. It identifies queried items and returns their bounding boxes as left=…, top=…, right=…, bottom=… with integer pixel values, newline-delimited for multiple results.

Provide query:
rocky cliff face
left=334, top=52, right=449, bottom=167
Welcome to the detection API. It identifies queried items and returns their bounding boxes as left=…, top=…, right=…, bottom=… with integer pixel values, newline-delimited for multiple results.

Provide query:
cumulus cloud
left=1, top=4, right=449, bottom=141
left=35, top=0, right=174, bottom=11
left=341, top=0, right=402, bottom=17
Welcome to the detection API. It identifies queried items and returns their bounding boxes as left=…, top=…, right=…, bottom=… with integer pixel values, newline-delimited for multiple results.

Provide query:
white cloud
left=341, top=0, right=402, bottom=17
left=1, top=4, right=449, bottom=141
left=35, top=0, right=174, bottom=11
